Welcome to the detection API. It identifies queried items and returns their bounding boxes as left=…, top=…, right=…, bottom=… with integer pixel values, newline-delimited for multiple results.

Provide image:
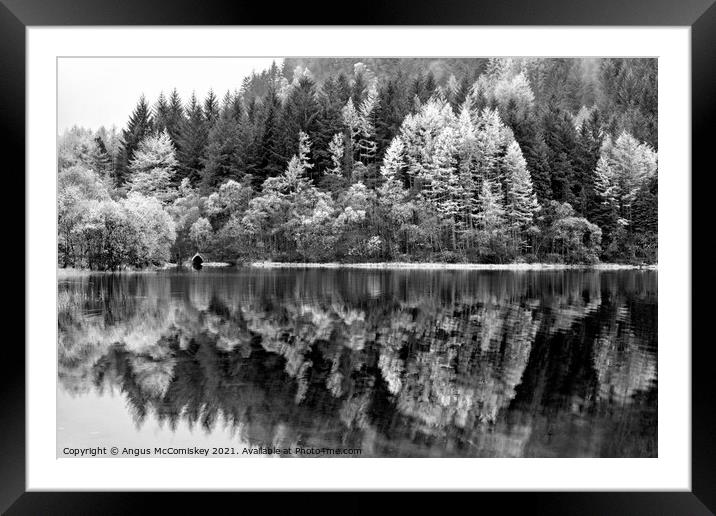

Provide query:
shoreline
left=58, top=262, right=657, bottom=276
left=248, top=261, right=657, bottom=271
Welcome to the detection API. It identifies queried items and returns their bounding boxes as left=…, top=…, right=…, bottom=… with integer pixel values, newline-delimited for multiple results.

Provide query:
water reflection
left=58, top=269, right=657, bottom=457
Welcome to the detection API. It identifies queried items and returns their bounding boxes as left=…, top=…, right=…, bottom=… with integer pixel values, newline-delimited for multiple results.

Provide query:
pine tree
left=91, top=135, right=113, bottom=177
left=503, top=141, right=539, bottom=247
left=379, top=136, right=405, bottom=181
left=476, top=179, right=506, bottom=233
left=610, top=132, right=657, bottom=216
left=320, top=132, right=348, bottom=194
left=475, top=178, right=508, bottom=259
left=505, top=107, right=552, bottom=204
left=374, top=74, right=409, bottom=159
left=474, top=107, right=509, bottom=184
left=351, top=63, right=369, bottom=103
left=341, top=97, right=361, bottom=176
left=454, top=74, right=473, bottom=107
left=226, top=89, right=244, bottom=122
left=165, top=89, right=185, bottom=148
left=127, top=129, right=177, bottom=203
left=594, top=131, right=657, bottom=233
left=574, top=109, right=603, bottom=217
left=423, top=72, right=437, bottom=101
left=297, top=131, right=314, bottom=174
left=592, top=137, right=619, bottom=243
left=201, top=95, right=244, bottom=190
left=455, top=103, right=479, bottom=238
left=253, top=86, right=286, bottom=187
left=335, top=72, right=352, bottom=104
left=485, top=58, right=512, bottom=80
left=542, top=106, right=577, bottom=203
left=326, top=133, right=345, bottom=177
left=356, top=85, right=379, bottom=165
left=153, top=92, right=170, bottom=134
left=116, top=95, right=153, bottom=185
left=279, top=73, right=321, bottom=178
left=176, top=92, right=208, bottom=186
left=431, top=127, right=462, bottom=250
left=266, top=132, right=313, bottom=195
left=445, top=74, right=460, bottom=110
left=631, top=173, right=658, bottom=249
left=313, top=75, right=349, bottom=175
left=203, top=89, right=220, bottom=129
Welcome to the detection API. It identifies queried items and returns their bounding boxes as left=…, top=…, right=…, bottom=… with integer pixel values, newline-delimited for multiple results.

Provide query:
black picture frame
left=3, top=1, right=714, bottom=513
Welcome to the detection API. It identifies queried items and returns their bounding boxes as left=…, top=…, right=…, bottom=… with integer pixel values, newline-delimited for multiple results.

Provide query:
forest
left=57, top=58, right=658, bottom=270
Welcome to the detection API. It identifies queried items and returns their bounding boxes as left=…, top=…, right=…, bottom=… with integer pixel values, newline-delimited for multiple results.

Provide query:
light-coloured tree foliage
left=326, top=133, right=345, bottom=177
left=503, top=141, right=539, bottom=233
left=189, top=217, right=212, bottom=251
left=128, top=130, right=178, bottom=203
left=594, top=132, right=657, bottom=226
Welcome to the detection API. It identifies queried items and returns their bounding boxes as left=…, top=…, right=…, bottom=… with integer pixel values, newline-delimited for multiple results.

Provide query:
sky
left=58, top=57, right=282, bottom=132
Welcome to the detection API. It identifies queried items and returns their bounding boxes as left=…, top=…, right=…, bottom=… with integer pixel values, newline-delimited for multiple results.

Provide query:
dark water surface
left=57, top=268, right=657, bottom=457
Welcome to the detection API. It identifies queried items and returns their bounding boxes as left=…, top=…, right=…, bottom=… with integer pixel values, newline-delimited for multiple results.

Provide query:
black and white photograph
left=56, top=56, right=658, bottom=459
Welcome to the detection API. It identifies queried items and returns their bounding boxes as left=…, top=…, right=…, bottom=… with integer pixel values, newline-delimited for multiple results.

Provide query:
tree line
left=58, top=58, right=658, bottom=269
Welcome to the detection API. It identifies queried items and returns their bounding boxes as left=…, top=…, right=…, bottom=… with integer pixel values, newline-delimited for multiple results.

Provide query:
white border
left=27, top=27, right=691, bottom=491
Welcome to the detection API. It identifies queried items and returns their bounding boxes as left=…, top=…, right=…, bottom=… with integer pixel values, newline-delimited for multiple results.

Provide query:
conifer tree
left=423, top=72, right=437, bottom=101
left=445, top=74, right=460, bottom=110
left=152, top=89, right=185, bottom=154
left=313, top=75, right=350, bottom=175
left=116, top=95, right=153, bottom=185
left=379, top=136, right=405, bottom=181
left=176, top=92, right=208, bottom=186
left=503, top=141, right=540, bottom=246
left=341, top=98, right=361, bottom=176
left=166, top=89, right=185, bottom=143
left=201, top=94, right=244, bottom=190
left=127, top=130, right=177, bottom=203
left=91, top=135, right=113, bottom=177
left=593, top=131, right=657, bottom=242
left=297, top=131, right=314, bottom=175
left=374, top=74, right=409, bottom=159
left=455, top=74, right=473, bottom=107
left=630, top=173, right=658, bottom=261
left=455, top=103, right=479, bottom=238
left=226, top=89, right=244, bottom=122
left=326, top=133, right=345, bottom=177
left=350, top=63, right=369, bottom=103
left=203, top=89, right=220, bottom=129
left=574, top=108, right=603, bottom=217
left=153, top=92, right=170, bottom=134
left=475, top=179, right=508, bottom=259
left=431, top=127, right=462, bottom=249
left=474, top=107, right=509, bottom=184
left=266, top=131, right=314, bottom=195
left=253, top=86, right=286, bottom=187
left=335, top=72, right=352, bottom=104
left=279, top=73, right=321, bottom=177
left=542, top=106, right=577, bottom=203
left=356, top=85, right=379, bottom=165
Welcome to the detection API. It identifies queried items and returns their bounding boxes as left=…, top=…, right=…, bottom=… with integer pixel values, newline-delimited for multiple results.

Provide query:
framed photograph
left=5, top=0, right=714, bottom=512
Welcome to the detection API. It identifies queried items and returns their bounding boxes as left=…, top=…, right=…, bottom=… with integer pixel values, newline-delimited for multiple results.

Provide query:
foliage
left=127, top=130, right=178, bottom=203
left=58, top=58, right=659, bottom=268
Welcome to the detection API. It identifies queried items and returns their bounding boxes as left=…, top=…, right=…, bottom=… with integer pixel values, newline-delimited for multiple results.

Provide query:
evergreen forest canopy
left=57, top=58, right=658, bottom=270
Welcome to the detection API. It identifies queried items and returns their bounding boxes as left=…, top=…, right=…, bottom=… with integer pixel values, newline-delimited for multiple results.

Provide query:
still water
left=58, top=268, right=657, bottom=458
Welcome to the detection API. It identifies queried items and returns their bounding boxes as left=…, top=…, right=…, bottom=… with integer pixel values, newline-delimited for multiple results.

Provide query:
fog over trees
left=58, top=58, right=658, bottom=269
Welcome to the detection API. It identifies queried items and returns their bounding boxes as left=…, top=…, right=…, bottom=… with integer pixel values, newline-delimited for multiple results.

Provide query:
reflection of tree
left=58, top=270, right=658, bottom=457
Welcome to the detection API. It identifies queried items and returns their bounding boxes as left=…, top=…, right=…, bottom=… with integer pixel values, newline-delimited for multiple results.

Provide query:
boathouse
left=191, top=253, right=204, bottom=269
